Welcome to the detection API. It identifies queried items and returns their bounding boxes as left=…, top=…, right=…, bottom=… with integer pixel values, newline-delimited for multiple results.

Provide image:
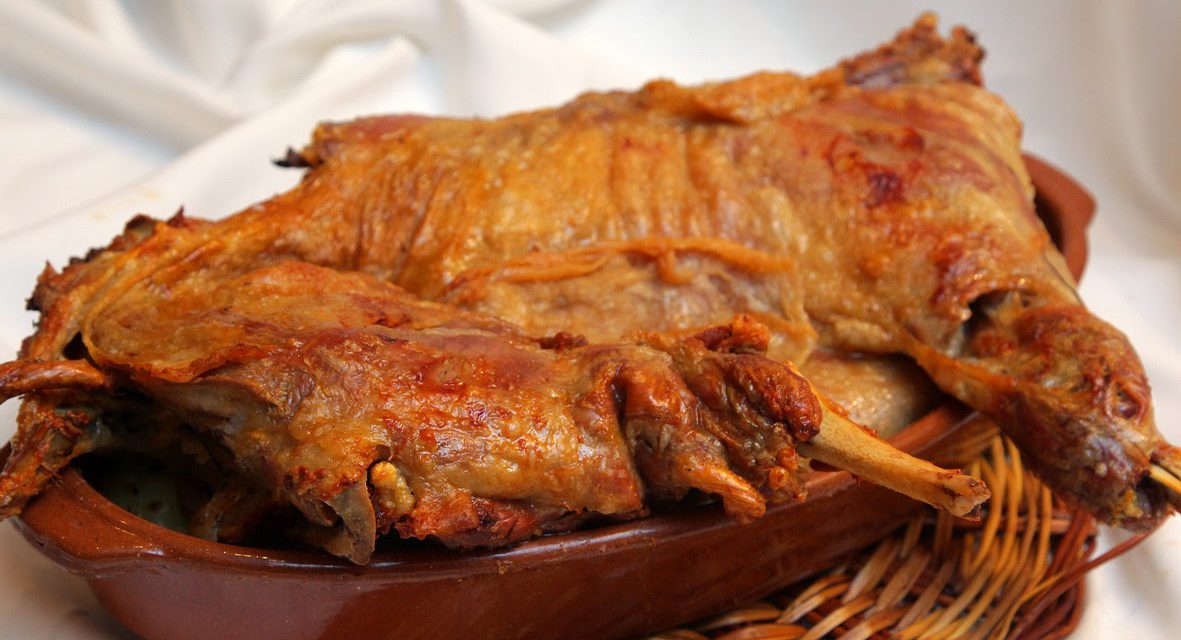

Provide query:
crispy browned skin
left=0, top=208, right=989, bottom=564
left=249, top=16, right=1174, bottom=525
left=0, top=15, right=1170, bottom=559
left=1, top=221, right=988, bottom=563
left=284, top=15, right=1173, bottom=526
left=14, top=255, right=831, bottom=563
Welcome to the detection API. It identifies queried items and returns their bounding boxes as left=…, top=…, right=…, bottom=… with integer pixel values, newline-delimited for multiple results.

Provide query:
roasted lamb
left=0, top=15, right=1174, bottom=564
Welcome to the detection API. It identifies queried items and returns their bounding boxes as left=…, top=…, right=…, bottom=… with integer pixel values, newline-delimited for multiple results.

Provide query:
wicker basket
left=651, top=419, right=1152, bottom=640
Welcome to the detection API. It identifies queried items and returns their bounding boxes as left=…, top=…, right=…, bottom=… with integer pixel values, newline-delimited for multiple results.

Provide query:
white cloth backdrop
left=0, top=1, right=1178, bottom=638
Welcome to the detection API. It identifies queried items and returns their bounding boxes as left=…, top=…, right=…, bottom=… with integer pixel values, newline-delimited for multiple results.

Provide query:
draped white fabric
left=0, top=1, right=1177, bottom=637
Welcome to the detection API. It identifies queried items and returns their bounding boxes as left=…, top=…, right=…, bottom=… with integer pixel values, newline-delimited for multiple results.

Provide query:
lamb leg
left=799, top=397, right=989, bottom=518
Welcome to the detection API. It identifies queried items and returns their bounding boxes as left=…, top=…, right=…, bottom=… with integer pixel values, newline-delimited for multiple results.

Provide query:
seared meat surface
left=0, top=15, right=1174, bottom=562
left=275, top=15, right=1176, bottom=526
left=72, top=260, right=829, bottom=562
left=3, top=250, right=985, bottom=563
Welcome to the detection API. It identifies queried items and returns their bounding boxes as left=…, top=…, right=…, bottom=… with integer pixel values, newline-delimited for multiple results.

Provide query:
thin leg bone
left=1150, top=464, right=1181, bottom=511
left=1148, top=444, right=1181, bottom=510
left=0, top=360, right=112, bottom=516
left=0, top=360, right=112, bottom=401
left=798, top=397, right=991, bottom=518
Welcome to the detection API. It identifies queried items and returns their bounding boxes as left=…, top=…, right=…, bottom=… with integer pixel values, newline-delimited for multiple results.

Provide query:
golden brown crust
left=13, top=254, right=834, bottom=562
left=0, top=15, right=1170, bottom=560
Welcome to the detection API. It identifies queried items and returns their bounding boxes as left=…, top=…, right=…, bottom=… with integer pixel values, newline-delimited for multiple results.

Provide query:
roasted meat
left=1, top=253, right=985, bottom=563
left=277, top=15, right=1178, bottom=526
left=285, top=16, right=1177, bottom=524
left=0, top=15, right=1175, bottom=563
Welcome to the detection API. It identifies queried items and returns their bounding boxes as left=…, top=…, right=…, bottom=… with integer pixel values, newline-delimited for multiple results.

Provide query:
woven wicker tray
left=650, top=418, right=1151, bottom=640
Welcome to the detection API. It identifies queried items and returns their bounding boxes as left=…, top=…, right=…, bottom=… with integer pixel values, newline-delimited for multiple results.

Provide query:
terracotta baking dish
left=10, top=154, right=1093, bottom=640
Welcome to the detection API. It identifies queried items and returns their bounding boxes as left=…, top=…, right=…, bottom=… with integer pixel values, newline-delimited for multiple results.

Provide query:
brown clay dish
left=11, top=154, right=1093, bottom=640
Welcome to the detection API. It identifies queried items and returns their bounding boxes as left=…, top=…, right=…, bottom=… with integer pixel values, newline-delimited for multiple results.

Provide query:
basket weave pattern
left=652, top=419, right=1148, bottom=640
